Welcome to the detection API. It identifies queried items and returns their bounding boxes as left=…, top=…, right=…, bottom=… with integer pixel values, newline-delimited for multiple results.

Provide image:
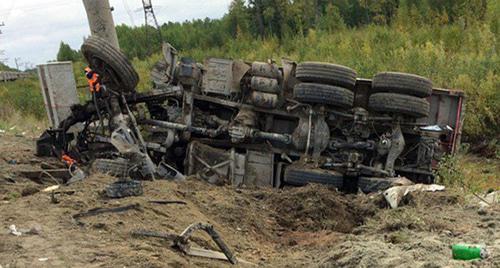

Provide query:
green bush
left=0, top=78, right=45, bottom=119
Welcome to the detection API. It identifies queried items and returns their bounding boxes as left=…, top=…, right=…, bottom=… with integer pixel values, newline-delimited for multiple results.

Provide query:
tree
left=56, top=42, right=80, bottom=62
left=318, top=4, right=347, bottom=31
left=249, top=0, right=266, bottom=38
left=227, top=0, right=250, bottom=38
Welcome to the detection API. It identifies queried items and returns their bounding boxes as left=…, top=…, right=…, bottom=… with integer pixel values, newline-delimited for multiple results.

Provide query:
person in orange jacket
left=84, top=67, right=101, bottom=93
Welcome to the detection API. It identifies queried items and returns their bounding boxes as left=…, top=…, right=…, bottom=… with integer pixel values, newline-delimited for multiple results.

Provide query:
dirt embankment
left=0, top=134, right=499, bottom=267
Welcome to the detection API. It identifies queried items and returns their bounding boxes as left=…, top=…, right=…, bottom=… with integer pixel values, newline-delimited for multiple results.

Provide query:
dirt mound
left=268, top=184, right=378, bottom=233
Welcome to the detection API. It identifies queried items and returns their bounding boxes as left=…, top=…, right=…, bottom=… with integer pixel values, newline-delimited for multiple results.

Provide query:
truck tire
left=295, top=62, right=357, bottom=89
left=372, top=72, right=432, bottom=97
left=358, top=177, right=394, bottom=193
left=294, top=83, right=354, bottom=108
left=369, top=93, right=430, bottom=118
left=105, top=180, right=143, bottom=198
left=91, top=158, right=130, bottom=177
left=284, top=166, right=344, bottom=189
left=81, top=36, right=139, bottom=93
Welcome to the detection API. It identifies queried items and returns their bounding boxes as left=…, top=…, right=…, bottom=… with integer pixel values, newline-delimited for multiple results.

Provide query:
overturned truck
left=37, top=37, right=465, bottom=192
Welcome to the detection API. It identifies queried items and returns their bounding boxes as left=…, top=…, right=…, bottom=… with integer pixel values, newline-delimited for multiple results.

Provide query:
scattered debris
left=156, top=161, right=185, bottom=181
left=105, top=180, right=143, bottom=198
left=8, top=225, right=22, bottom=236
left=383, top=184, right=446, bottom=208
left=40, top=162, right=62, bottom=170
left=42, top=185, right=60, bottom=192
left=19, top=169, right=69, bottom=184
left=132, top=222, right=239, bottom=265
left=38, top=258, right=49, bottom=262
left=72, top=203, right=141, bottom=220
left=62, top=154, right=87, bottom=185
left=91, top=158, right=130, bottom=177
left=474, top=191, right=499, bottom=208
left=25, top=224, right=43, bottom=235
left=2, top=176, right=16, bottom=184
left=8, top=224, right=42, bottom=236
left=21, top=186, right=40, bottom=197
left=66, top=166, right=86, bottom=185
left=148, top=200, right=187, bottom=205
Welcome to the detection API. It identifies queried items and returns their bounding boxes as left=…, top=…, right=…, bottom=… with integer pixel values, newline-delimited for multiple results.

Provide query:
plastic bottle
left=452, top=244, right=489, bottom=260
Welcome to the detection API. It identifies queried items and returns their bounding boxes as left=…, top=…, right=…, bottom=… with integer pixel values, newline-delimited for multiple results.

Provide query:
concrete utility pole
left=82, top=0, right=120, bottom=49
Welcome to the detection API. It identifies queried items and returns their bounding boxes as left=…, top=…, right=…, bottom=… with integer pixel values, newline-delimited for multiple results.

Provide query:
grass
left=0, top=78, right=45, bottom=120
left=436, top=154, right=500, bottom=193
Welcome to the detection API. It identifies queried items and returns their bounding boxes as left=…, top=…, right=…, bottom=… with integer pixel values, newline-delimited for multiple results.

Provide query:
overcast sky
left=0, top=0, right=232, bottom=70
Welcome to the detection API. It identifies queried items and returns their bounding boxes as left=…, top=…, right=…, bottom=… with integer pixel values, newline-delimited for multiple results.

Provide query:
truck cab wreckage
left=36, top=36, right=465, bottom=193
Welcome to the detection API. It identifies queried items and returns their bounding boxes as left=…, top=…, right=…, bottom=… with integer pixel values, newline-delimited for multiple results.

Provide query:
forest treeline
left=40, top=0, right=500, bottom=144
left=57, top=0, right=498, bottom=61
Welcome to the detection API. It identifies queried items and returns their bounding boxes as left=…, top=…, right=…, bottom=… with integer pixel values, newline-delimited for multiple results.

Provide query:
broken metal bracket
left=176, top=222, right=238, bottom=265
left=132, top=222, right=238, bottom=265
left=385, top=122, right=405, bottom=176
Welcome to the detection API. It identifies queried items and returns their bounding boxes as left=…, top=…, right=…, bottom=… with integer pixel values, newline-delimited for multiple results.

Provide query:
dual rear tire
left=368, top=72, right=432, bottom=118
left=293, top=62, right=356, bottom=109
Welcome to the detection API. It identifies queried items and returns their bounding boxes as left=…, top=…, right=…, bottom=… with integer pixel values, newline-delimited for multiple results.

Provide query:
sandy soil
left=0, top=134, right=499, bottom=267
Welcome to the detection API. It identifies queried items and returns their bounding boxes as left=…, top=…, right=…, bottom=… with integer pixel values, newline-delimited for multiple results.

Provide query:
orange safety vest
left=84, top=67, right=101, bottom=93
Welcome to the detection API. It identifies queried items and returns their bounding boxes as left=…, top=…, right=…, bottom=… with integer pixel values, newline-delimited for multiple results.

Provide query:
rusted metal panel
left=202, top=58, right=234, bottom=96
left=186, top=142, right=275, bottom=187
left=419, top=88, right=465, bottom=154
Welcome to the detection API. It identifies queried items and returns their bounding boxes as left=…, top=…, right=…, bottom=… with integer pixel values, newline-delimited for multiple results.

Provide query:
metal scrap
left=105, top=180, right=143, bottom=198
left=72, top=203, right=142, bottom=220
left=132, top=222, right=239, bottom=265
left=148, top=200, right=187, bottom=205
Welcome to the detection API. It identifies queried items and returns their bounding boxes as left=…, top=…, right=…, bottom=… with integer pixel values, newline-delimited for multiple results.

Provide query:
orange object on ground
left=62, top=154, right=76, bottom=166
left=84, top=67, right=101, bottom=93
